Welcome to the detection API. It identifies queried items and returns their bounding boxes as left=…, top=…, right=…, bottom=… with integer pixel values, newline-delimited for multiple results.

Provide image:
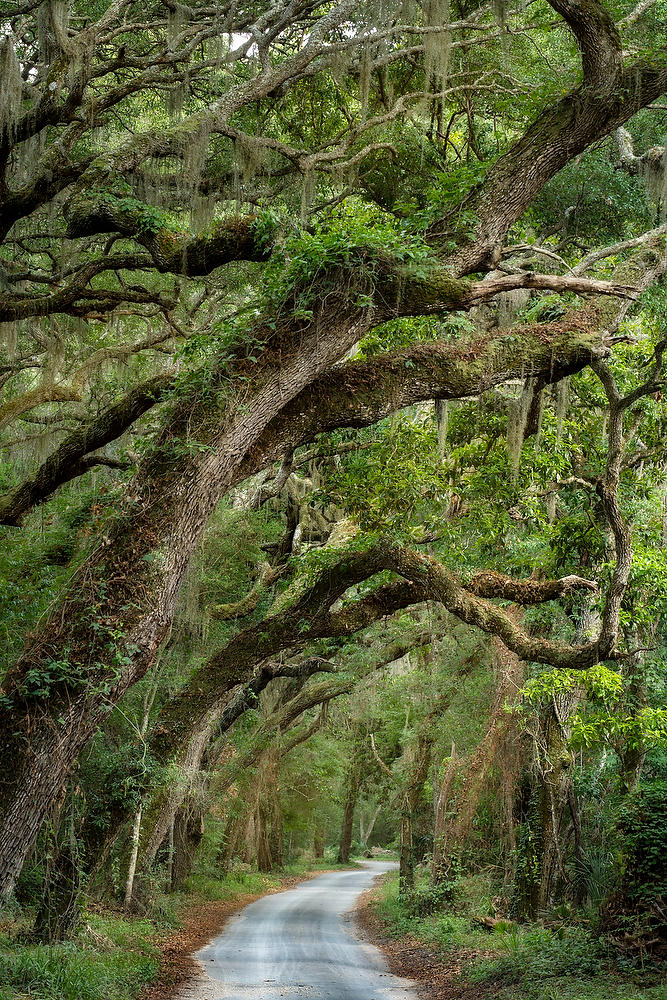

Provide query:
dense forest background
left=0, top=0, right=666, bottom=996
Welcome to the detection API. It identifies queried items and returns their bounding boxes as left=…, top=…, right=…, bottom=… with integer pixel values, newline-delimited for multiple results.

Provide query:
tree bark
left=255, top=798, right=273, bottom=874
left=0, top=288, right=378, bottom=898
left=430, top=0, right=667, bottom=275
left=359, top=802, right=383, bottom=851
left=171, top=801, right=204, bottom=891
left=337, top=770, right=360, bottom=864
left=399, top=809, right=415, bottom=896
left=313, top=828, right=325, bottom=859
left=123, top=804, right=143, bottom=910
left=31, top=841, right=82, bottom=944
left=514, top=693, right=578, bottom=919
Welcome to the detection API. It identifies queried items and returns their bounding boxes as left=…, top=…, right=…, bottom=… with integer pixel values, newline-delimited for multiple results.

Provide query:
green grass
left=0, top=913, right=159, bottom=1000
left=185, top=868, right=283, bottom=900
left=495, top=981, right=667, bottom=1000
left=373, top=870, right=493, bottom=952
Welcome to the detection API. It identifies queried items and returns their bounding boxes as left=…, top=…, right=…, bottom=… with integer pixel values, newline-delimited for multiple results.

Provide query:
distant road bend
left=184, top=861, right=417, bottom=1000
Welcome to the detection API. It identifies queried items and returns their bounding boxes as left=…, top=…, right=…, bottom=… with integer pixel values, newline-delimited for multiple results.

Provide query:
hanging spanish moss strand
left=136, top=157, right=171, bottom=212
left=179, top=122, right=211, bottom=217
left=328, top=48, right=353, bottom=88
left=0, top=38, right=22, bottom=142
left=546, top=491, right=557, bottom=524
left=300, top=168, right=315, bottom=224
left=0, top=322, right=18, bottom=362
left=167, top=78, right=188, bottom=120
left=359, top=43, right=373, bottom=118
left=37, top=0, right=70, bottom=68
left=238, top=133, right=268, bottom=186
left=168, top=6, right=186, bottom=52
left=423, top=0, right=451, bottom=97
left=506, top=379, right=534, bottom=479
left=640, top=141, right=667, bottom=220
left=492, top=0, right=507, bottom=26
left=191, top=194, right=216, bottom=233
left=435, top=399, right=449, bottom=459
left=497, top=287, right=529, bottom=328
left=41, top=317, right=65, bottom=386
left=545, top=376, right=570, bottom=523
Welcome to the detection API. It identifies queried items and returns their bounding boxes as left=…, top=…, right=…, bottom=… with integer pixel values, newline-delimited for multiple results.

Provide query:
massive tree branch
left=431, top=41, right=667, bottom=274
left=64, top=203, right=272, bottom=276
left=466, top=571, right=597, bottom=603
left=547, top=0, right=622, bottom=85
left=149, top=536, right=605, bottom=765
left=236, top=318, right=609, bottom=483
left=0, top=373, right=175, bottom=527
left=1, top=263, right=629, bottom=526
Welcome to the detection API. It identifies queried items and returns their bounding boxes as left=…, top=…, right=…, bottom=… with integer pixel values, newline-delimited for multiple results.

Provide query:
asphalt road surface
left=189, top=861, right=417, bottom=1000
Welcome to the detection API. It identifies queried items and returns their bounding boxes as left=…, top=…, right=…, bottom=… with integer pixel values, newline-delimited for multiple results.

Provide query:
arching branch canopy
left=0, top=0, right=665, bottom=904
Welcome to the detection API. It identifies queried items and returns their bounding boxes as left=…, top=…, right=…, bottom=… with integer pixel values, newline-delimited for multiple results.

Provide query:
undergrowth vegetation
left=370, top=870, right=667, bottom=1000
left=0, top=911, right=160, bottom=1000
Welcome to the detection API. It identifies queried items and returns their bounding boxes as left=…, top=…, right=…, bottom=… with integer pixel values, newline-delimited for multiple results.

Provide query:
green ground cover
left=371, top=871, right=667, bottom=1000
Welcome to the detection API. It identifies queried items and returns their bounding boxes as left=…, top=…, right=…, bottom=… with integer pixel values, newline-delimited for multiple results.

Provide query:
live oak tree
left=1, top=0, right=667, bottom=902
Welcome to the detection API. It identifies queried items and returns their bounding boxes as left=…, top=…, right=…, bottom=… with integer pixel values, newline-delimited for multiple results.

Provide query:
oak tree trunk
left=171, top=802, right=204, bottom=891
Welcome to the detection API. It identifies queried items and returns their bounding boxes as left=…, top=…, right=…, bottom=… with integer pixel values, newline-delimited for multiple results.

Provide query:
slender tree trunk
left=167, top=817, right=175, bottom=887
left=134, top=709, right=219, bottom=884
left=124, top=804, right=143, bottom=909
left=360, top=801, right=382, bottom=851
left=32, top=841, right=82, bottom=943
left=568, top=784, right=586, bottom=905
left=31, top=799, right=82, bottom=944
left=123, top=679, right=159, bottom=908
left=618, top=633, right=649, bottom=794
left=268, top=794, right=283, bottom=870
left=432, top=743, right=457, bottom=883
left=256, top=799, right=273, bottom=873
left=244, top=813, right=257, bottom=866
left=313, top=828, right=325, bottom=858
left=337, top=774, right=359, bottom=864
left=514, top=693, right=577, bottom=918
left=538, top=694, right=577, bottom=912
left=218, top=806, right=251, bottom=874
left=399, top=806, right=415, bottom=896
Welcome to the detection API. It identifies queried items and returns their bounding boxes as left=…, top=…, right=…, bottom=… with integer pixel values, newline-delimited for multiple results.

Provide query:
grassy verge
left=369, top=872, right=666, bottom=1000
left=0, top=910, right=161, bottom=1000
left=0, top=860, right=353, bottom=1000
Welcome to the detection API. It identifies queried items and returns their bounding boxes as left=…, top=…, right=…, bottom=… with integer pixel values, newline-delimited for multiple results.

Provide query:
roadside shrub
left=470, top=925, right=604, bottom=984
left=404, top=878, right=456, bottom=916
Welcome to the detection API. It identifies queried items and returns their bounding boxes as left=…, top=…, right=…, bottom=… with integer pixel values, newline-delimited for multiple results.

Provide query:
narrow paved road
left=186, top=862, right=417, bottom=1000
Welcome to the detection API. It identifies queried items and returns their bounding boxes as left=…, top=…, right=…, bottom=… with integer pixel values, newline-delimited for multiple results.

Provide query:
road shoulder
left=355, top=886, right=492, bottom=1000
